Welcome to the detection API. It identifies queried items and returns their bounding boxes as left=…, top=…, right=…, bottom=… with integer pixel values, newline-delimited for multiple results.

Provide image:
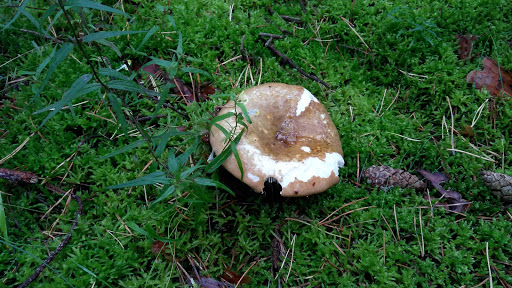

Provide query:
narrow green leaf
left=2, top=0, right=31, bottom=31
left=176, top=137, right=199, bottom=167
left=105, top=171, right=171, bottom=189
left=0, top=193, right=8, bottom=243
left=231, top=141, right=244, bottom=180
left=235, top=101, right=252, bottom=124
left=166, top=15, right=177, bottom=29
left=181, top=67, right=211, bottom=78
left=194, top=177, right=234, bottom=195
left=144, top=225, right=180, bottom=243
left=167, top=148, right=179, bottom=174
left=35, top=45, right=57, bottom=77
left=126, top=222, right=149, bottom=237
left=206, top=131, right=243, bottom=173
left=82, top=31, right=146, bottom=43
left=154, top=127, right=188, bottom=156
left=106, top=79, right=141, bottom=92
left=153, top=185, right=176, bottom=205
left=141, top=58, right=174, bottom=71
left=95, top=39, right=122, bottom=57
left=20, top=8, right=49, bottom=37
left=72, top=261, right=113, bottom=288
left=34, top=74, right=99, bottom=127
left=151, top=83, right=171, bottom=120
left=98, top=68, right=130, bottom=80
left=209, top=112, right=235, bottom=129
left=179, top=163, right=204, bottom=180
left=176, top=32, right=183, bottom=57
left=34, top=43, right=74, bottom=101
left=64, top=0, right=129, bottom=17
left=97, top=139, right=145, bottom=160
left=212, top=122, right=230, bottom=138
left=137, top=26, right=159, bottom=51
left=108, top=94, right=128, bottom=133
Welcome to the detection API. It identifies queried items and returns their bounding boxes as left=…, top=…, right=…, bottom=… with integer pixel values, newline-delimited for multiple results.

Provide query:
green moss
left=1, top=0, right=511, bottom=286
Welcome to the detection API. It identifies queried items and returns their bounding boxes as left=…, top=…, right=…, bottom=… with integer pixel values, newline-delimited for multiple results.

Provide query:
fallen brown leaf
left=455, top=34, right=479, bottom=60
left=467, top=57, right=512, bottom=97
left=418, top=169, right=471, bottom=213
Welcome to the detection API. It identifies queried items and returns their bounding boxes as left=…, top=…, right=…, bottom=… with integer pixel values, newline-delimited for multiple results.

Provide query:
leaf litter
left=418, top=169, right=471, bottom=213
left=467, top=57, right=512, bottom=97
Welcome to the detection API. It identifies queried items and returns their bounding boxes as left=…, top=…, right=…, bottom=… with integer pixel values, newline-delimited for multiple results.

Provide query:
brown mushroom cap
left=210, top=83, right=344, bottom=197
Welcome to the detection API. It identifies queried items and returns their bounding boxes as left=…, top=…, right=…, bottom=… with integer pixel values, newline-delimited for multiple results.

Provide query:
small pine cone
left=481, top=170, right=512, bottom=202
left=362, top=165, right=426, bottom=191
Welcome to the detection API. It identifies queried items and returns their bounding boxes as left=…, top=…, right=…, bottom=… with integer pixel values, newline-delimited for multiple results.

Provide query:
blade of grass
left=105, top=171, right=172, bottom=189
left=64, top=0, right=129, bottom=17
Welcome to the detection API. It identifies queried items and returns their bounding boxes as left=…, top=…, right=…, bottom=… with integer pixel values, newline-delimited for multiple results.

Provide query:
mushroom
left=210, top=83, right=344, bottom=197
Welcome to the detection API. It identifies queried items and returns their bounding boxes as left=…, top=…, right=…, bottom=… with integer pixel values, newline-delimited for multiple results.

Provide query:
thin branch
left=259, top=34, right=330, bottom=88
left=18, top=192, right=83, bottom=288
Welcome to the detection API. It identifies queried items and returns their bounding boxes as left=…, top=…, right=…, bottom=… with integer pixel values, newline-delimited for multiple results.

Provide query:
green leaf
left=64, top=0, right=129, bottom=17
left=151, top=83, right=172, bottom=120
left=137, top=26, right=159, bottom=51
left=20, top=8, right=49, bottom=37
left=34, top=43, right=74, bottom=103
left=235, top=101, right=252, bottom=124
left=2, top=0, right=31, bottom=31
left=176, top=137, right=199, bottom=167
left=98, top=68, right=130, bottom=80
left=144, top=225, right=180, bottom=243
left=194, top=177, right=234, bottom=195
left=0, top=193, right=7, bottom=243
left=209, top=112, right=235, bottom=130
left=153, top=185, right=176, bottom=205
left=34, top=74, right=100, bottom=127
left=35, top=45, right=57, bottom=77
left=97, top=139, right=145, bottom=160
left=176, top=32, right=183, bottom=57
left=231, top=141, right=244, bottom=180
left=126, top=222, right=149, bottom=237
left=82, top=31, right=146, bottom=43
left=206, top=130, right=243, bottom=173
left=105, top=171, right=172, bottom=189
left=141, top=58, right=174, bottom=72
left=167, top=148, right=179, bottom=174
left=180, top=162, right=204, bottom=179
left=212, top=122, right=230, bottom=138
left=95, top=39, right=122, bottom=57
left=108, top=94, right=128, bottom=133
left=181, top=67, right=212, bottom=78
left=154, top=128, right=188, bottom=156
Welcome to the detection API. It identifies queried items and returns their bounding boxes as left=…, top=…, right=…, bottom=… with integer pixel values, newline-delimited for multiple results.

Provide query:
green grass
left=1, top=0, right=512, bottom=287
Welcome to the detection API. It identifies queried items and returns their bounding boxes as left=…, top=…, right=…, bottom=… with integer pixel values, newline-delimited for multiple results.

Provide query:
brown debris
left=0, top=168, right=38, bottom=184
left=361, top=165, right=426, bottom=191
left=418, top=169, right=471, bottom=213
left=467, top=57, right=512, bottom=97
left=481, top=170, right=512, bottom=202
left=221, top=268, right=251, bottom=285
left=455, top=34, right=479, bottom=60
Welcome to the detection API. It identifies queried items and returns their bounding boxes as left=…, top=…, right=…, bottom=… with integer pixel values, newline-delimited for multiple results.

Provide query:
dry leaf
left=467, top=57, right=512, bottom=97
left=481, top=170, right=512, bottom=202
left=418, top=169, right=471, bottom=213
left=221, top=268, right=251, bottom=285
left=455, top=34, right=479, bottom=60
left=361, top=165, right=426, bottom=191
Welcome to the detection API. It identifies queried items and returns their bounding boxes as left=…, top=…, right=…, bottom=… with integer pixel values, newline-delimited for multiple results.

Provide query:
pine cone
left=362, top=165, right=426, bottom=191
left=481, top=170, right=512, bottom=202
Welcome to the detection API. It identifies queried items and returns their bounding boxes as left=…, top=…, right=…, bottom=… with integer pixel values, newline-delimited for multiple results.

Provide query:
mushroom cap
left=210, top=83, right=344, bottom=197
